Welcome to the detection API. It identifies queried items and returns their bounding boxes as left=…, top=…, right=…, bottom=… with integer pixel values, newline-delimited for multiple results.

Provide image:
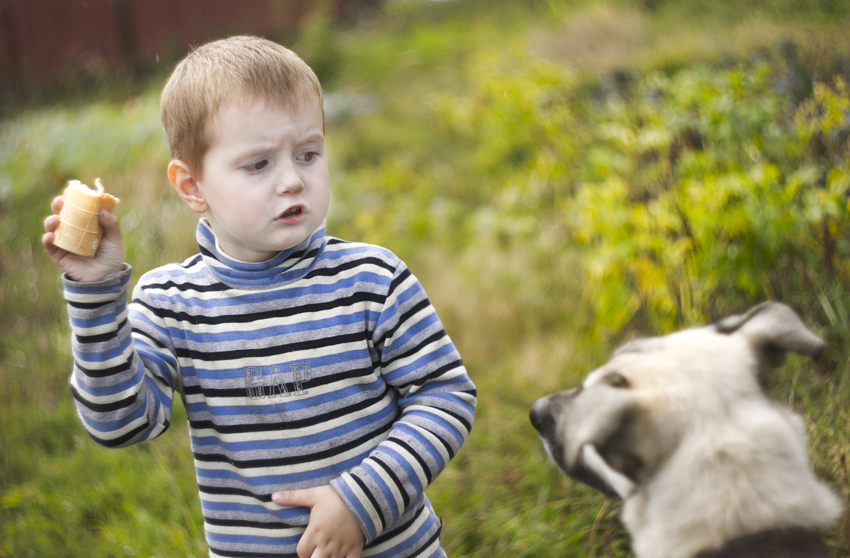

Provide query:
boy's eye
left=300, top=151, right=319, bottom=163
left=245, top=160, right=268, bottom=173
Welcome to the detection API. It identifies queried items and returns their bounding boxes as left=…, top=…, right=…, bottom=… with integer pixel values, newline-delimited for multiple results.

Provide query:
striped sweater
left=64, top=220, right=476, bottom=558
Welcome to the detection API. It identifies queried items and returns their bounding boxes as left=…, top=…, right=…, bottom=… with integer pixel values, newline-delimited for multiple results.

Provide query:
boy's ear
left=168, top=160, right=208, bottom=214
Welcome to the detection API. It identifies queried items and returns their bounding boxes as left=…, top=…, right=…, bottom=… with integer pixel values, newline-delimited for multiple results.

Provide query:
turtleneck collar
left=196, top=218, right=327, bottom=288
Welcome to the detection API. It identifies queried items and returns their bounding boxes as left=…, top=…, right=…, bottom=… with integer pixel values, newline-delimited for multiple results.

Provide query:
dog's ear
left=716, top=301, right=825, bottom=380
left=565, top=387, right=652, bottom=490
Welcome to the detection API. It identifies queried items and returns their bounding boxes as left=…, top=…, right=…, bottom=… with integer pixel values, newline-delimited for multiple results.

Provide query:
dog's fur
left=530, top=302, right=842, bottom=558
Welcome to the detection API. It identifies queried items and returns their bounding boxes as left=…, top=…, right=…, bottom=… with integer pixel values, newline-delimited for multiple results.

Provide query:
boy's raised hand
left=273, top=485, right=365, bottom=558
left=42, top=194, right=125, bottom=283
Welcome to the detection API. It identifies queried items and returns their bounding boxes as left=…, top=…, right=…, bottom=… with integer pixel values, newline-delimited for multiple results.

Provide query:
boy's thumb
left=272, top=488, right=315, bottom=508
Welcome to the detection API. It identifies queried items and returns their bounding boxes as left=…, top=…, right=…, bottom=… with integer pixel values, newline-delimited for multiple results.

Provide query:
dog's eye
left=602, top=371, right=629, bottom=388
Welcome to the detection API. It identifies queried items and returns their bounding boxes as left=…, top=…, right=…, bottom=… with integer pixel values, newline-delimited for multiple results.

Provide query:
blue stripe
left=377, top=445, right=424, bottom=495
left=362, top=461, right=401, bottom=519
left=190, top=403, right=396, bottom=452
left=395, top=423, right=446, bottom=469
left=368, top=505, right=439, bottom=558
left=335, top=479, right=378, bottom=541
left=70, top=313, right=124, bottom=329
left=195, top=452, right=371, bottom=485
left=205, top=530, right=301, bottom=546
left=403, top=409, right=465, bottom=447
left=162, top=310, right=380, bottom=345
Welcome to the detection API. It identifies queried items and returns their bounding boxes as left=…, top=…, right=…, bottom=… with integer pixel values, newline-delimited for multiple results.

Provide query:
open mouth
left=279, top=206, right=303, bottom=219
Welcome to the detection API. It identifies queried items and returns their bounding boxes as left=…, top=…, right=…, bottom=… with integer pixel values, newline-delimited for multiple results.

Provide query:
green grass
left=2, top=0, right=850, bottom=556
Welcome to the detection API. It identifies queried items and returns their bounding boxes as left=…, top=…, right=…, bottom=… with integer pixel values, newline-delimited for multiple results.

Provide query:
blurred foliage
left=3, top=0, right=850, bottom=556
left=571, top=66, right=850, bottom=337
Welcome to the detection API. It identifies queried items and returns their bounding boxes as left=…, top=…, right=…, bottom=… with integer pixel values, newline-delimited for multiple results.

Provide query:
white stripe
left=70, top=306, right=129, bottom=336
left=203, top=521, right=302, bottom=538
left=364, top=459, right=406, bottom=517
left=384, top=336, right=454, bottom=378
left=405, top=404, right=470, bottom=438
left=339, top=471, right=383, bottom=533
left=405, top=422, right=450, bottom=464
left=74, top=342, right=136, bottom=374
left=383, top=440, right=429, bottom=488
left=141, top=304, right=383, bottom=337
left=189, top=393, right=396, bottom=442
left=195, top=432, right=390, bottom=477
left=143, top=263, right=393, bottom=301
left=175, top=339, right=372, bottom=370
left=362, top=505, right=433, bottom=555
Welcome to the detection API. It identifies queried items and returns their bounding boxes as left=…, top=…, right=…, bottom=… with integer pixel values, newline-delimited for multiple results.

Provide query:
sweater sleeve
left=65, top=266, right=179, bottom=447
left=330, top=262, right=477, bottom=543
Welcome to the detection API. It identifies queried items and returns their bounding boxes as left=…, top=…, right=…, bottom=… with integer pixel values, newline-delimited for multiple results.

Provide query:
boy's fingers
left=272, top=488, right=317, bottom=508
left=42, top=231, right=56, bottom=252
left=44, top=213, right=60, bottom=233
left=51, top=195, right=64, bottom=214
left=99, top=208, right=117, bottom=227
left=99, top=209, right=123, bottom=241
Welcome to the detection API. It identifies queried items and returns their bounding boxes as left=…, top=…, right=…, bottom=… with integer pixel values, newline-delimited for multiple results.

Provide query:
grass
left=2, top=0, right=850, bottom=556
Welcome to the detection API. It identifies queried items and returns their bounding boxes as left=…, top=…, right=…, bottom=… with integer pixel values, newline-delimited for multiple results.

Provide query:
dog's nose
left=530, top=398, right=552, bottom=435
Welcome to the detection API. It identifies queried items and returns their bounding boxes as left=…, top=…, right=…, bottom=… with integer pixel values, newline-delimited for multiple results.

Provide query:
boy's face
left=172, top=95, right=330, bottom=262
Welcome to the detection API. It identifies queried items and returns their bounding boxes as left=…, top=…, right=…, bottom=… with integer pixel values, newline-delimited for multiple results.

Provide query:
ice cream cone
left=53, top=179, right=120, bottom=257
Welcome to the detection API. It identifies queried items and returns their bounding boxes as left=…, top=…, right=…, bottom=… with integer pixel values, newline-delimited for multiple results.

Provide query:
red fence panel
left=0, top=0, right=332, bottom=95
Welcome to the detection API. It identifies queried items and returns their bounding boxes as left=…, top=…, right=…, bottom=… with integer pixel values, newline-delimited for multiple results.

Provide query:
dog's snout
left=530, top=398, right=553, bottom=435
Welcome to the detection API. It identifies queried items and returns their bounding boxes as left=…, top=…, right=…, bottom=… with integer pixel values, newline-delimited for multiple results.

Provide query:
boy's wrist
left=330, top=474, right=379, bottom=544
left=63, top=264, right=131, bottom=287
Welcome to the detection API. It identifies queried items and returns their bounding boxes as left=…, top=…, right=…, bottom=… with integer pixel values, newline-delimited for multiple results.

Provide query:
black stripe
left=139, top=280, right=230, bottom=293
left=417, top=519, right=443, bottom=554
left=207, top=546, right=296, bottom=558
left=371, top=454, right=411, bottom=509
left=68, top=299, right=122, bottom=310
left=75, top=318, right=130, bottom=344
left=433, top=429, right=456, bottom=460
left=393, top=438, right=433, bottom=484
left=71, top=384, right=137, bottom=413
left=75, top=360, right=132, bottom=379
left=187, top=389, right=393, bottom=434
left=132, top=291, right=385, bottom=326
left=375, top=298, right=431, bottom=349
left=307, top=256, right=397, bottom=278
left=382, top=330, right=448, bottom=369
left=202, top=515, right=301, bottom=529
left=183, top=364, right=376, bottom=399
left=438, top=404, right=475, bottom=435
left=176, top=330, right=367, bottom=362
left=192, top=420, right=394, bottom=468
left=198, top=484, right=274, bottom=503
left=85, top=420, right=154, bottom=448
left=371, top=502, right=430, bottom=544
left=406, top=360, right=465, bottom=389
left=350, top=472, right=388, bottom=532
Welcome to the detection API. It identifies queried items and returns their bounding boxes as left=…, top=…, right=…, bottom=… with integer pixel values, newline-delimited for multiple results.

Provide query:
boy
left=42, top=35, right=476, bottom=558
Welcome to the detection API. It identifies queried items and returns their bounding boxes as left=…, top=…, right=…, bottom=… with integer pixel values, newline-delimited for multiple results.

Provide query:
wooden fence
left=0, top=0, right=378, bottom=95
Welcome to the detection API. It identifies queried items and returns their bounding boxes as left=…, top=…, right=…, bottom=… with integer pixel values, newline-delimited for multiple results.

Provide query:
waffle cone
left=53, top=179, right=120, bottom=257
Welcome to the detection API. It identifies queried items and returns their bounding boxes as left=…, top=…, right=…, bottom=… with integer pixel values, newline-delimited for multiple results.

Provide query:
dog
left=530, top=302, right=843, bottom=558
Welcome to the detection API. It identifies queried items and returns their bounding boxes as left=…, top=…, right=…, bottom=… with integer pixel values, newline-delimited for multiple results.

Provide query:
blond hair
left=161, top=35, right=323, bottom=175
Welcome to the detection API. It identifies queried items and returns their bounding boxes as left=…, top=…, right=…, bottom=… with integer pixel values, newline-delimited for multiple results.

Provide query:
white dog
left=530, top=302, right=842, bottom=558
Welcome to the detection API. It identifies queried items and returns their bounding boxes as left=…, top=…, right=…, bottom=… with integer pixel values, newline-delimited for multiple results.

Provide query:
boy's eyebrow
left=299, top=130, right=325, bottom=144
left=230, top=132, right=325, bottom=162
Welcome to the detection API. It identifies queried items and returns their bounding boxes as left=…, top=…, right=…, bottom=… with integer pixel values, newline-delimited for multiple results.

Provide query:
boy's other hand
left=42, top=194, right=125, bottom=283
left=273, top=485, right=365, bottom=558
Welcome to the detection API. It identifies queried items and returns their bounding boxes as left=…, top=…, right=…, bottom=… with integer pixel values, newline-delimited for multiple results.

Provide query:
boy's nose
left=276, top=165, right=305, bottom=195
